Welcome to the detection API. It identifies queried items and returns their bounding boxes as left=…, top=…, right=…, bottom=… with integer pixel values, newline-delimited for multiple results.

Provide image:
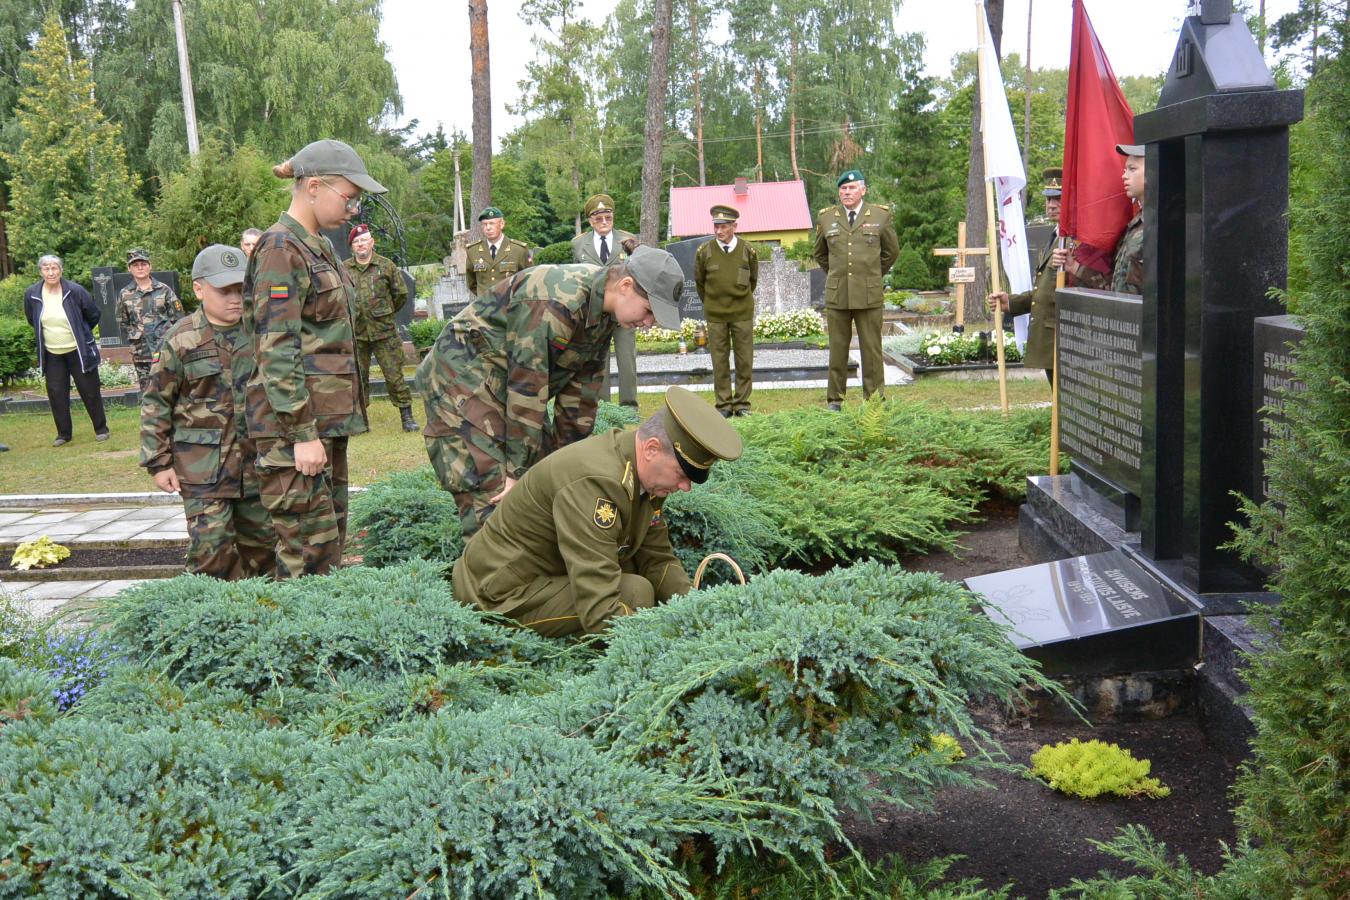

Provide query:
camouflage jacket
left=140, top=309, right=259, bottom=499
left=242, top=212, right=369, bottom=443
left=465, top=238, right=534, bottom=296
left=415, top=264, right=615, bottom=478
left=1112, top=213, right=1144, bottom=295
left=117, top=279, right=185, bottom=357
left=811, top=201, right=900, bottom=310
left=452, top=428, right=690, bottom=632
left=343, top=251, right=409, bottom=340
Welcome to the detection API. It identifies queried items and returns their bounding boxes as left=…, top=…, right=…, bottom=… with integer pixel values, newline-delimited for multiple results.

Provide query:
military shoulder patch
left=269, top=285, right=289, bottom=300
left=593, top=498, right=618, bottom=529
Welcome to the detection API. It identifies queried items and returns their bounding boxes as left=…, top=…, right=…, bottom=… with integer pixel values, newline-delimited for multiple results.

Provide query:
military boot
left=400, top=406, right=419, bottom=432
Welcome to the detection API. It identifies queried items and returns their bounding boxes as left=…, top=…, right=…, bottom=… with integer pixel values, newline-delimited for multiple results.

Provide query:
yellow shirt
left=40, top=284, right=77, bottom=354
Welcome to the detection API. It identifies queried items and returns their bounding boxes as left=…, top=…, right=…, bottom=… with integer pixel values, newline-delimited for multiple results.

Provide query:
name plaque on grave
left=666, top=236, right=710, bottom=322
left=1056, top=289, right=1144, bottom=497
left=1252, top=315, right=1305, bottom=508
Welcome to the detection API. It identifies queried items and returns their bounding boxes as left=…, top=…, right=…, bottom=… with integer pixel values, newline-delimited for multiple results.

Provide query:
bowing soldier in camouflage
left=117, top=248, right=185, bottom=392
left=416, top=242, right=684, bottom=538
left=452, top=386, right=741, bottom=636
left=988, top=168, right=1071, bottom=380
left=343, top=223, right=416, bottom=432
left=141, top=245, right=274, bottom=580
left=243, top=139, right=384, bottom=578
left=694, top=204, right=759, bottom=417
left=571, top=193, right=640, bottom=407
left=464, top=206, right=534, bottom=297
left=811, top=169, right=899, bottom=409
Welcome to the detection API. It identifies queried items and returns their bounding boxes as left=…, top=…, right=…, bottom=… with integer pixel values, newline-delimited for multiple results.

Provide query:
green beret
left=662, top=386, right=743, bottom=484
left=584, top=194, right=615, bottom=217
left=710, top=204, right=739, bottom=224
left=836, top=169, right=865, bottom=187
left=477, top=206, right=504, bottom=221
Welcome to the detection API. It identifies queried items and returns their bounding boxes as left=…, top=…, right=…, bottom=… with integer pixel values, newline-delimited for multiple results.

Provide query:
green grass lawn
left=0, top=378, right=1049, bottom=495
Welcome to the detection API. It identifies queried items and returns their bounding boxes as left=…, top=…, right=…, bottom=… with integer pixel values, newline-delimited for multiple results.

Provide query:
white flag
left=976, top=2, right=1032, bottom=348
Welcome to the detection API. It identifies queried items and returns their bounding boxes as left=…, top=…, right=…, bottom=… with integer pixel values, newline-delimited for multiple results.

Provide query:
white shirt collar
left=594, top=231, right=613, bottom=255
left=844, top=201, right=863, bottom=215
left=488, top=239, right=503, bottom=254
left=719, top=235, right=738, bottom=253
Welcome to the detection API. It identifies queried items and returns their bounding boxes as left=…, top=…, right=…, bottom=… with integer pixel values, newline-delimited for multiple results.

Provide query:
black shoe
left=399, top=407, right=419, bottom=432
left=718, top=409, right=732, bottom=419
left=0, top=443, right=8, bottom=452
left=733, top=409, right=751, bottom=417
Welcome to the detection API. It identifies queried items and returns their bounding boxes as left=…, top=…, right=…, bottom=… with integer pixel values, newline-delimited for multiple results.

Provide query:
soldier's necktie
left=490, top=244, right=497, bottom=259
left=722, top=243, right=730, bottom=253
left=599, top=236, right=609, bottom=263
left=848, top=210, right=856, bottom=227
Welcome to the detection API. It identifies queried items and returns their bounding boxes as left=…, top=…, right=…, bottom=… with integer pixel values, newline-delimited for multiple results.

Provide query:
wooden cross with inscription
left=933, top=221, right=989, bottom=331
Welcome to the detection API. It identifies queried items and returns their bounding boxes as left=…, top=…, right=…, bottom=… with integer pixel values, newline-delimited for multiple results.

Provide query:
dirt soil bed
left=848, top=500, right=1241, bottom=896
left=1, top=546, right=186, bottom=573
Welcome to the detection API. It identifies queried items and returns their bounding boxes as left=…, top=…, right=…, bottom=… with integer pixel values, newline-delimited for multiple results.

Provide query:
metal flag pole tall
left=171, top=0, right=199, bottom=156
left=976, top=2, right=1009, bottom=415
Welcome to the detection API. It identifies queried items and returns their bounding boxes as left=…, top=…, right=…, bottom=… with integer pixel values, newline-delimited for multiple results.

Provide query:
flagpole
left=1050, top=243, right=1065, bottom=474
left=977, top=2, right=1009, bottom=416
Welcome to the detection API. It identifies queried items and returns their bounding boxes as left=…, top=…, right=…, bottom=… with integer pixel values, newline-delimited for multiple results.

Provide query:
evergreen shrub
left=0, top=317, right=36, bottom=385
left=408, top=317, right=443, bottom=350
left=890, top=244, right=936, bottom=290
left=532, top=240, right=574, bottom=265
left=348, top=466, right=463, bottom=566
left=0, top=275, right=28, bottom=319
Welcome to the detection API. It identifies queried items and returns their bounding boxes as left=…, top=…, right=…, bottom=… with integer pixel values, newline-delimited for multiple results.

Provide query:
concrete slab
left=12, top=512, right=76, bottom=526
left=79, top=579, right=143, bottom=599
left=0, top=513, right=34, bottom=526
left=121, top=507, right=181, bottom=521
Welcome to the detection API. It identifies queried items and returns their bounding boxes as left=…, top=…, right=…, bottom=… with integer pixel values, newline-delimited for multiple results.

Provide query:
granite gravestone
left=665, top=236, right=710, bottom=322
left=91, top=267, right=183, bottom=347
left=1252, top=315, right=1305, bottom=508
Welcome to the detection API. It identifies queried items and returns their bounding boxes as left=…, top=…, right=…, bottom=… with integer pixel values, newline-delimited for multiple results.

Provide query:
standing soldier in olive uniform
left=453, top=386, right=742, bottom=636
left=465, top=206, right=534, bottom=297
left=244, top=139, right=384, bottom=578
left=118, top=248, right=186, bottom=392
left=812, top=169, right=899, bottom=410
left=141, top=245, right=274, bottom=580
left=571, top=193, right=639, bottom=407
left=417, top=244, right=684, bottom=538
left=343, top=223, right=417, bottom=432
left=988, top=168, right=1072, bottom=381
left=694, top=204, right=759, bottom=417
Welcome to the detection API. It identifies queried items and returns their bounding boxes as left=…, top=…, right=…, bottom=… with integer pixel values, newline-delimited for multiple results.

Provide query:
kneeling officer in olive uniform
left=140, top=245, right=275, bottom=580
left=452, top=386, right=741, bottom=637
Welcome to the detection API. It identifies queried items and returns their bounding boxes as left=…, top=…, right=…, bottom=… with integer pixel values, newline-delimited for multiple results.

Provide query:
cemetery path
left=860, top=502, right=1240, bottom=896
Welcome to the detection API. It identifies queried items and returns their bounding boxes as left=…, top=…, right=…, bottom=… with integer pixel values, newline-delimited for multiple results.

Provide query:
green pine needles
left=0, top=559, right=1059, bottom=897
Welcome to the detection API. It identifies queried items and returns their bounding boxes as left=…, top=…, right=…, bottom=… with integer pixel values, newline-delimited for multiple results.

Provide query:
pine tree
left=3, top=13, right=146, bottom=280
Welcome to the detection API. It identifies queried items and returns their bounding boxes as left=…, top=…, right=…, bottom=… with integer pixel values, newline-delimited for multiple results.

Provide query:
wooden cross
left=933, top=221, right=989, bottom=330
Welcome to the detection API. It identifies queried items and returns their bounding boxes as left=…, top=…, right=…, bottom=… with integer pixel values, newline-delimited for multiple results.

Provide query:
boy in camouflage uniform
left=416, top=244, right=685, bottom=537
left=118, top=248, right=185, bottom=391
left=343, top=224, right=416, bottom=431
left=141, top=245, right=274, bottom=580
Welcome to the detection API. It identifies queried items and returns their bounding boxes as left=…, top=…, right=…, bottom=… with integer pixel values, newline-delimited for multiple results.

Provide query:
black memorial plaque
left=91, top=267, right=183, bottom=347
left=966, top=549, right=1198, bottom=675
left=1025, top=222, right=1056, bottom=274
left=1056, top=289, right=1144, bottom=498
left=1252, top=315, right=1305, bottom=507
left=665, top=236, right=711, bottom=322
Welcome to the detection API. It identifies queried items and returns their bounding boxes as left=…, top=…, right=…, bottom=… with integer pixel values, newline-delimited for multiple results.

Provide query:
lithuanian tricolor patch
left=269, top=285, right=289, bottom=300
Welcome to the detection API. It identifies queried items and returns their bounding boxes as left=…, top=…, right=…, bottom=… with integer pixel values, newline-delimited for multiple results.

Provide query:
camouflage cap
left=287, top=139, right=387, bottom=193
left=662, top=386, right=743, bottom=484
left=126, top=248, right=151, bottom=264
left=584, top=193, right=615, bottom=217
left=710, top=204, right=739, bottom=224
left=1116, top=143, right=1145, bottom=157
left=478, top=206, right=504, bottom=221
left=192, top=244, right=247, bottom=288
left=836, top=169, right=865, bottom=187
left=626, top=245, right=683, bottom=330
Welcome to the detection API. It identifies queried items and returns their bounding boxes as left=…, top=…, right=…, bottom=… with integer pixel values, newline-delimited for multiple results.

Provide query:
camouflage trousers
left=132, top=354, right=155, bottom=393
left=423, top=417, right=508, bottom=539
left=256, top=436, right=350, bottom=579
left=182, top=495, right=276, bottom=580
left=356, top=335, right=411, bottom=408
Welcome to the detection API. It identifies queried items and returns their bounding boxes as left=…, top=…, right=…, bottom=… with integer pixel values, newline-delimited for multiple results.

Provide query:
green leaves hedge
left=0, top=560, right=1057, bottom=896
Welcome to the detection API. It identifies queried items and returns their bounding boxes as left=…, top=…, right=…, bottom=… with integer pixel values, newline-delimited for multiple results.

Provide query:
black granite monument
left=91, top=267, right=183, bottom=347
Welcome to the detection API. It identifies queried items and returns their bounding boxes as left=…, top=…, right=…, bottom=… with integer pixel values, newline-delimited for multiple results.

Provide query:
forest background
left=0, top=0, right=1333, bottom=299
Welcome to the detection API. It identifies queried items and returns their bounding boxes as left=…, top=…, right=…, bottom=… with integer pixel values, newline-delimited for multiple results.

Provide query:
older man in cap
left=118, top=248, right=186, bottom=392
left=453, top=386, right=741, bottom=636
left=141, top=245, right=274, bottom=580
left=343, top=223, right=416, bottom=432
left=988, top=168, right=1070, bottom=380
left=694, top=204, right=759, bottom=416
left=465, top=206, right=534, bottom=297
left=417, top=243, right=685, bottom=538
left=811, top=169, right=899, bottom=410
left=572, top=193, right=640, bottom=407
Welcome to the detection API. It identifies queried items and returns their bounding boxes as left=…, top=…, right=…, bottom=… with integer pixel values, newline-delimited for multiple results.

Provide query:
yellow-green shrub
left=1030, top=739, right=1170, bottom=800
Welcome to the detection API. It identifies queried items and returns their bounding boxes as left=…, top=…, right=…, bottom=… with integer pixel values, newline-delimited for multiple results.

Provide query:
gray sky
left=380, top=0, right=1302, bottom=145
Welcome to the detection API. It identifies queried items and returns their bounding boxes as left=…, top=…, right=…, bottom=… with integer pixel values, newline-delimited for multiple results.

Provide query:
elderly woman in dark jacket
left=22, top=254, right=109, bottom=446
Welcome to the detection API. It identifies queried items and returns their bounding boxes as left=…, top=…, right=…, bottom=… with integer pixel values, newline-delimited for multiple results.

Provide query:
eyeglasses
left=320, top=179, right=362, bottom=213
left=589, top=212, right=614, bottom=222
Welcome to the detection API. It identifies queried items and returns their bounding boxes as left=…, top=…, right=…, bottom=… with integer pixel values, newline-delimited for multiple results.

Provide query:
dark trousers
left=43, top=350, right=107, bottom=440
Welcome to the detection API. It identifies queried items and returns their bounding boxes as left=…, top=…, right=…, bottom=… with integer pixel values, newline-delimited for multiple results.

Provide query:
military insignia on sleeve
left=593, top=498, right=618, bottom=529
left=269, top=285, right=288, bottom=301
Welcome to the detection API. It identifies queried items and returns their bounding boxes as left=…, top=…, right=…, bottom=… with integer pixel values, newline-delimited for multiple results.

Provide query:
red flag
left=1062, top=0, right=1135, bottom=277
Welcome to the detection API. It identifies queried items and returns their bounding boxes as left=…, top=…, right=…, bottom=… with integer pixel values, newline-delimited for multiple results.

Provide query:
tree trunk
left=0, top=191, right=12, bottom=277
left=789, top=30, right=801, bottom=182
left=468, top=0, right=492, bottom=243
left=754, top=65, right=764, bottom=181
left=691, top=1, right=706, bottom=185
left=964, top=0, right=1004, bottom=324
left=639, top=0, right=674, bottom=244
